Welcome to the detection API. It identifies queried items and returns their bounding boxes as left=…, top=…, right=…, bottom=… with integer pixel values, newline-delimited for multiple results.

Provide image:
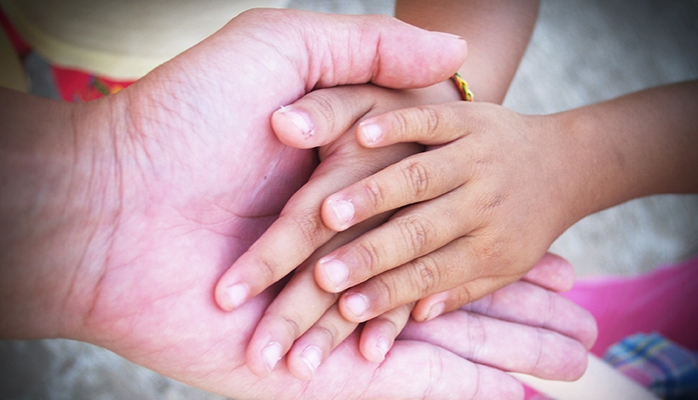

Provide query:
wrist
left=0, top=90, right=125, bottom=340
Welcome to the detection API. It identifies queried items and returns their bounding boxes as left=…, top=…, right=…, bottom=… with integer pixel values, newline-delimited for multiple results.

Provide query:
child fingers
left=321, top=148, right=468, bottom=232
left=356, top=102, right=474, bottom=148
left=214, top=142, right=405, bottom=312
left=272, top=85, right=387, bottom=149
left=286, top=304, right=359, bottom=380
left=245, top=264, right=338, bottom=377
left=214, top=188, right=336, bottom=312
left=413, top=278, right=598, bottom=351
left=358, top=303, right=413, bottom=363
left=336, top=235, right=490, bottom=323
left=315, top=190, right=474, bottom=295
left=411, top=252, right=575, bottom=322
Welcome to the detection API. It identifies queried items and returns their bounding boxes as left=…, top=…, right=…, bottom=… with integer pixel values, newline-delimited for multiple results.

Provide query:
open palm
left=58, top=9, right=593, bottom=400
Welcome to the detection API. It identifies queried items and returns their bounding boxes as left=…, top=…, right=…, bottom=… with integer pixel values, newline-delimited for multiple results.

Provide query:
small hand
left=253, top=245, right=596, bottom=381
left=272, top=93, right=580, bottom=323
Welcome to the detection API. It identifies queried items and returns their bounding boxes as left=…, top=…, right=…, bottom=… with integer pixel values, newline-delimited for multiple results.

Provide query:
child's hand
left=251, top=247, right=596, bottom=381
left=271, top=94, right=584, bottom=324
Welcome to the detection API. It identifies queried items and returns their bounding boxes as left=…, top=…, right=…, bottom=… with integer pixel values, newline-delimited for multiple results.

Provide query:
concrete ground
left=1, top=0, right=697, bottom=399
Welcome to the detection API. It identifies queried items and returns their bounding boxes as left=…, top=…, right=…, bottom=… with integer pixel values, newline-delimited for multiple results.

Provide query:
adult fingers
left=413, top=278, right=597, bottom=351
left=520, top=252, right=576, bottom=292
left=412, top=252, right=578, bottom=322
left=299, top=336, right=524, bottom=399
left=400, top=308, right=590, bottom=381
left=257, top=10, right=468, bottom=89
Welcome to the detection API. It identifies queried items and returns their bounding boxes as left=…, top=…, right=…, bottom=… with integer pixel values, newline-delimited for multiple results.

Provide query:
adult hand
left=3, top=8, right=525, bottom=399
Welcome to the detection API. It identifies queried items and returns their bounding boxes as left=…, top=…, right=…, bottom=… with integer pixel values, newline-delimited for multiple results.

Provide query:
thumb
left=230, top=9, right=467, bottom=91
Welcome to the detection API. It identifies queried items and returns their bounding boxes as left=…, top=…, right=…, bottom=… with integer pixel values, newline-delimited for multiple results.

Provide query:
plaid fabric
left=604, top=332, right=698, bottom=399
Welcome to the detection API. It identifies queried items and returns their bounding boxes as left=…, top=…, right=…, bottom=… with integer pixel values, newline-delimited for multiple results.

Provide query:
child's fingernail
left=344, top=293, right=369, bottom=320
left=261, top=342, right=283, bottom=373
left=430, top=31, right=465, bottom=41
left=360, top=122, right=382, bottom=143
left=329, top=199, right=354, bottom=229
left=376, top=337, right=391, bottom=361
left=279, top=106, right=314, bottom=138
left=425, top=302, right=445, bottom=321
left=300, top=346, right=323, bottom=377
left=224, top=283, right=249, bottom=310
left=320, top=258, right=349, bottom=289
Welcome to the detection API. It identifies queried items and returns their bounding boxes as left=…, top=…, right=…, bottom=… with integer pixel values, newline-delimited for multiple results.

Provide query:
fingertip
left=412, top=295, right=448, bottom=322
left=288, top=344, right=323, bottom=381
left=315, top=257, right=349, bottom=293
left=246, top=340, right=281, bottom=378
left=357, top=121, right=385, bottom=147
left=215, top=281, right=250, bottom=312
left=321, top=197, right=355, bottom=231
left=339, top=292, right=370, bottom=323
left=271, top=106, right=316, bottom=148
left=360, top=334, right=391, bottom=363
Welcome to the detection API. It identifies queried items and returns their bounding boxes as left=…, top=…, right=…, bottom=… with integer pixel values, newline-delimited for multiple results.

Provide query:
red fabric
left=51, top=66, right=135, bottom=102
left=0, top=9, right=31, bottom=55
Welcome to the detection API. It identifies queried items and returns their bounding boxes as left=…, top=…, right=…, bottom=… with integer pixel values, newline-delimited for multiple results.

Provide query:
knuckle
left=389, top=108, right=412, bottom=138
left=307, top=91, right=339, bottom=134
left=313, top=322, right=341, bottom=348
left=289, top=210, right=327, bottom=249
left=451, top=285, right=475, bottom=309
left=256, top=257, right=279, bottom=283
left=396, top=215, right=434, bottom=256
left=418, top=105, right=440, bottom=136
left=408, top=256, right=441, bottom=297
left=280, top=315, right=302, bottom=339
left=362, top=176, right=388, bottom=212
left=372, top=274, right=401, bottom=307
left=400, top=159, right=430, bottom=199
left=353, top=237, right=384, bottom=275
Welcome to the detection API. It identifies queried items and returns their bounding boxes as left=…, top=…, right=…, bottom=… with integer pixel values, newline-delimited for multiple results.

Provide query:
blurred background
left=1, top=0, right=697, bottom=398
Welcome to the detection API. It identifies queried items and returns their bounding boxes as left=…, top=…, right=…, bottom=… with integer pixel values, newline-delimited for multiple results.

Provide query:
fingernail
left=329, top=199, right=354, bottom=228
left=344, top=293, right=369, bottom=320
left=261, top=342, right=283, bottom=373
left=279, top=106, right=314, bottom=138
left=431, top=31, right=465, bottom=41
left=224, top=283, right=249, bottom=310
left=300, top=346, right=323, bottom=377
left=376, top=337, right=391, bottom=361
left=320, top=258, right=349, bottom=289
left=425, top=302, right=445, bottom=321
left=360, top=123, right=382, bottom=143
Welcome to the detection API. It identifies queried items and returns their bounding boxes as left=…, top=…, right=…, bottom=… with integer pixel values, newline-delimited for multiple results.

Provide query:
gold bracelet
left=450, top=72, right=474, bottom=101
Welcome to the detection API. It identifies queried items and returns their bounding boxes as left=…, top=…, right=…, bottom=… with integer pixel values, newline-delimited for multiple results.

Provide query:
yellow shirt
left=0, top=0, right=288, bottom=80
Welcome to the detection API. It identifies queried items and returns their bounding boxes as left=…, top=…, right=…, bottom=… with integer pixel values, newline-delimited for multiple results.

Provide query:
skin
left=0, top=8, right=597, bottom=399
left=256, top=80, right=697, bottom=385
left=214, top=0, right=547, bottom=377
